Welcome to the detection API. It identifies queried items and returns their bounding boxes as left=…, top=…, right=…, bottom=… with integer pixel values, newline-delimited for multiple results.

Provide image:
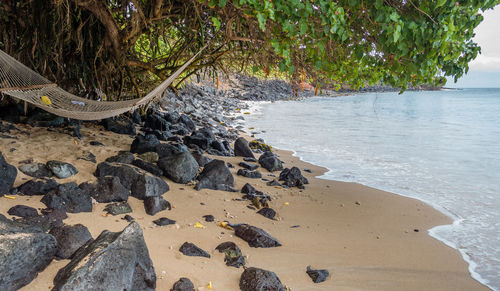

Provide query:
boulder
left=257, top=208, right=276, bottom=220
left=258, top=151, right=283, bottom=172
left=53, top=222, right=156, bottom=291
left=306, top=266, right=329, bottom=283
left=46, top=161, right=78, bottom=179
left=179, top=114, right=196, bottom=131
left=155, top=143, right=189, bottom=159
left=102, top=116, right=136, bottom=135
left=158, top=152, right=199, bottom=184
left=132, top=159, right=164, bottom=177
left=179, top=242, right=210, bottom=258
left=279, top=167, right=309, bottom=188
left=195, top=160, right=234, bottom=191
left=7, top=205, right=38, bottom=218
left=15, top=178, right=59, bottom=196
left=191, top=151, right=213, bottom=167
left=164, top=111, right=180, bottom=123
left=233, top=224, right=281, bottom=248
left=17, top=209, right=67, bottom=232
left=237, top=169, right=262, bottom=179
left=170, top=277, right=195, bottom=291
left=239, top=267, right=284, bottom=291
left=238, top=161, right=259, bottom=171
left=215, top=241, right=245, bottom=268
left=0, top=216, right=58, bottom=290
left=0, top=152, right=17, bottom=194
left=79, top=176, right=129, bottom=203
left=49, top=224, right=93, bottom=259
left=138, top=152, right=159, bottom=164
left=130, top=134, right=160, bottom=154
left=183, top=127, right=215, bottom=150
left=234, top=137, right=255, bottom=159
left=95, top=162, right=169, bottom=200
left=144, top=114, right=170, bottom=131
left=105, top=151, right=135, bottom=164
left=104, top=202, right=133, bottom=216
left=18, top=162, right=52, bottom=178
left=144, top=196, right=171, bottom=216
left=41, top=183, right=92, bottom=213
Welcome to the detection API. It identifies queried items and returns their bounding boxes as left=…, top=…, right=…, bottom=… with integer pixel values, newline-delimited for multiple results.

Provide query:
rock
left=53, top=222, right=156, bottom=291
left=266, top=179, right=281, bottom=186
left=170, top=277, right=195, bottom=291
left=144, top=196, right=171, bottom=215
left=179, top=242, right=210, bottom=258
left=239, top=161, right=259, bottom=171
left=49, top=224, right=93, bottom=259
left=202, top=215, right=215, bottom=222
left=78, top=151, right=97, bottom=163
left=158, top=152, right=199, bottom=184
left=138, top=152, right=159, bottom=163
left=105, top=151, right=135, bottom=164
left=104, top=201, right=133, bottom=215
left=18, top=208, right=67, bottom=232
left=155, top=143, right=189, bottom=159
left=132, top=159, right=164, bottom=177
left=144, top=114, right=170, bottom=131
left=258, top=151, right=283, bottom=172
left=102, top=116, right=136, bottom=135
left=90, top=141, right=104, bottom=146
left=241, top=183, right=257, bottom=195
left=234, top=137, right=255, bottom=159
left=0, top=217, right=58, bottom=290
left=233, top=224, right=281, bottom=248
left=195, top=159, right=234, bottom=191
left=239, top=267, right=284, bottom=291
left=0, top=152, right=17, bottom=194
left=164, top=111, right=180, bottom=123
left=279, top=167, right=309, bottom=188
left=7, top=205, right=38, bottom=218
left=16, top=178, right=59, bottom=196
left=183, top=127, right=215, bottom=150
left=179, top=114, right=196, bottom=131
left=144, top=129, right=173, bottom=141
left=191, top=151, right=213, bottom=167
left=95, top=162, right=169, bottom=200
left=79, top=176, right=129, bottom=203
left=215, top=241, right=245, bottom=268
left=243, top=157, right=257, bottom=163
left=41, top=183, right=92, bottom=213
left=257, top=208, right=276, bottom=220
left=153, top=217, right=176, bottom=226
left=237, top=169, right=262, bottom=179
left=46, top=160, right=78, bottom=179
left=18, top=162, right=52, bottom=178
left=131, top=134, right=160, bottom=154
left=123, top=215, right=134, bottom=222
left=306, top=266, right=329, bottom=283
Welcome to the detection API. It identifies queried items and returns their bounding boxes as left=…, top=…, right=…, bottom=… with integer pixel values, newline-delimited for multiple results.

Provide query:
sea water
left=241, top=88, right=500, bottom=290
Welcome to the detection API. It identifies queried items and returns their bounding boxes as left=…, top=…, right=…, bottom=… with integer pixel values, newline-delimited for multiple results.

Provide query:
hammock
left=0, top=48, right=203, bottom=120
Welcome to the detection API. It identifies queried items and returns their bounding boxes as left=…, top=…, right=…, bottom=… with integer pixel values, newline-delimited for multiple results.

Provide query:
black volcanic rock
left=279, top=167, right=309, bottom=189
left=234, top=137, right=255, bottom=159
left=306, top=266, right=329, bottom=283
left=258, top=151, right=283, bottom=172
left=233, top=224, right=281, bottom=248
left=158, top=152, right=199, bottom=184
left=41, top=183, right=92, bottom=213
left=16, top=178, right=59, bottom=196
left=79, top=176, right=129, bottom=203
left=130, top=134, right=160, bottom=154
left=0, top=151, right=17, bottom=194
left=49, top=224, right=93, bottom=259
left=7, top=205, right=38, bottom=218
left=179, top=242, right=210, bottom=258
left=239, top=267, right=284, bottom=291
left=195, top=160, right=234, bottom=191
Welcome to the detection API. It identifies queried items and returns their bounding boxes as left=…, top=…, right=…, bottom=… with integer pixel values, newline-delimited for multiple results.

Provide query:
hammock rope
left=0, top=48, right=204, bottom=120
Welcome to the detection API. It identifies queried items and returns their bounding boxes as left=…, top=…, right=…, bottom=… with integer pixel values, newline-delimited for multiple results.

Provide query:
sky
left=446, top=6, right=500, bottom=88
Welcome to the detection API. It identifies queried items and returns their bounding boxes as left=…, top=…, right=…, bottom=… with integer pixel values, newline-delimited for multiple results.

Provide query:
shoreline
left=239, top=99, right=492, bottom=290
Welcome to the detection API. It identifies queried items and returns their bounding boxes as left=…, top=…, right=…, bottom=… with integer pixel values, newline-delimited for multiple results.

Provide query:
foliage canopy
left=0, top=0, right=498, bottom=99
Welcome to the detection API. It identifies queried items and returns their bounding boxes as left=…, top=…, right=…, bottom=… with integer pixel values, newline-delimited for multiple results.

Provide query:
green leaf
left=252, top=65, right=259, bottom=73
left=256, top=13, right=267, bottom=31
left=218, top=0, right=227, bottom=7
left=211, top=17, right=221, bottom=30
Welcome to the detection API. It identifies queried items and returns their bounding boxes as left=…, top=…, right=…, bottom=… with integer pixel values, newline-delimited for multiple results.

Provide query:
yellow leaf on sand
left=217, top=221, right=233, bottom=230
left=249, top=127, right=254, bottom=130
left=243, top=112, right=250, bottom=115
left=207, top=281, right=213, bottom=289
left=74, top=140, right=78, bottom=145
left=284, top=202, right=290, bottom=206
left=3, top=195, right=16, bottom=199
left=194, top=222, right=205, bottom=228
left=40, top=95, right=52, bottom=106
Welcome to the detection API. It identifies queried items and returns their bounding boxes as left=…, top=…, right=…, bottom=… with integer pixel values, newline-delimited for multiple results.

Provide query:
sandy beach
left=0, top=123, right=487, bottom=290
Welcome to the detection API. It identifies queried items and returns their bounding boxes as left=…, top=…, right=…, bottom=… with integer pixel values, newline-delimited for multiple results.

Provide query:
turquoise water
left=242, top=89, right=500, bottom=290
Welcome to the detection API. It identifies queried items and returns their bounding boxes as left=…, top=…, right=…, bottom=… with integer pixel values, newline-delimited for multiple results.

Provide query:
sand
left=0, top=123, right=487, bottom=290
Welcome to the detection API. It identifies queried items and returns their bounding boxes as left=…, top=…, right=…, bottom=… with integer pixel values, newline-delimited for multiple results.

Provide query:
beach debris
left=234, top=137, right=256, bottom=159
left=218, top=221, right=233, bottom=230
left=202, top=215, right=215, bottom=222
left=279, top=167, right=309, bottom=189
left=0, top=217, right=57, bottom=290
left=52, top=222, right=156, bottom=290
left=414, top=229, right=420, bottom=232
left=153, top=217, right=176, bottom=226
left=194, top=222, right=205, bottom=229
left=306, top=266, right=329, bottom=283
left=355, top=201, right=361, bottom=205
left=79, top=176, right=129, bottom=203
left=257, top=208, right=277, bottom=220
left=207, top=281, right=213, bottom=289
left=0, top=151, right=17, bottom=194
left=7, top=205, right=38, bottom=218
left=3, top=194, right=16, bottom=199
left=215, top=241, right=245, bottom=268
left=71, top=100, right=85, bottom=106
left=104, top=201, right=132, bottom=216
left=46, top=160, right=78, bottom=179
left=231, top=223, right=281, bottom=248
left=239, top=267, right=285, bottom=291
left=179, top=242, right=210, bottom=258
left=144, top=196, right=171, bottom=216
left=49, top=224, right=93, bottom=259
left=171, top=277, right=195, bottom=291
left=18, top=162, right=52, bottom=178
left=258, top=151, right=283, bottom=172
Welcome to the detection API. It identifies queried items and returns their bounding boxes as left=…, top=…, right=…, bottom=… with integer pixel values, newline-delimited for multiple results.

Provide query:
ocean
left=240, top=88, right=500, bottom=290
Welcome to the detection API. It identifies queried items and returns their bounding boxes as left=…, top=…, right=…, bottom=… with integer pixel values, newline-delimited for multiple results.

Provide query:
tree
left=0, top=0, right=497, bottom=99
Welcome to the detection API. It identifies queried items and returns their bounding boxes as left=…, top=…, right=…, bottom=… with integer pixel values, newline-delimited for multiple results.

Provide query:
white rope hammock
left=0, top=48, right=203, bottom=120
